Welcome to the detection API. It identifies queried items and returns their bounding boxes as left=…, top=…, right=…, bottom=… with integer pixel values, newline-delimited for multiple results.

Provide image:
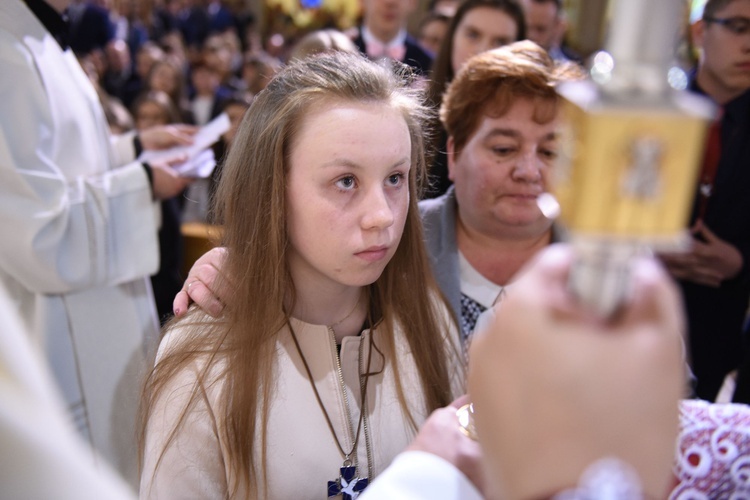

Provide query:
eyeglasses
left=704, top=16, right=750, bottom=35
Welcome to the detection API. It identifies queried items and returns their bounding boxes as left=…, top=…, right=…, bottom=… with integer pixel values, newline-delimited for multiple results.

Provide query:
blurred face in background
left=362, top=0, right=418, bottom=41
left=693, top=0, right=750, bottom=104
left=136, top=45, right=165, bottom=81
left=135, top=101, right=170, bottom=130
left=523, top=0, right=563, bottom=51
left=418, top=15, right=450, bottom=56
left=222, top=101, right=250, bottom=147
left=148, top=62, right=180, bottom=96
left=451, top=7, right=520, bottom=73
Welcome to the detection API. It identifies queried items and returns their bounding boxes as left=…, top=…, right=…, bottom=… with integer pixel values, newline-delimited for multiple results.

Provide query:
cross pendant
left=327, top=465, right=368, bottom=500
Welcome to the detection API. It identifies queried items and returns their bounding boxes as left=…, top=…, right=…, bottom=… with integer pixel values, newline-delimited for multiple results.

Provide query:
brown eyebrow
left=483, top=129, right=559, bottom=141
left=320, top=157, right=411, bottom=170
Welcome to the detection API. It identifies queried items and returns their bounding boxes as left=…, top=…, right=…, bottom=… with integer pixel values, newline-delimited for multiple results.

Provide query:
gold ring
left=456, top=403, right=477, bottom=441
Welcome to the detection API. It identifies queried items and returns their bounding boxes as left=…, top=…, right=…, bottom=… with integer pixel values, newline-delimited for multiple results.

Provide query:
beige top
left=141, top=310, right=463, bottom=499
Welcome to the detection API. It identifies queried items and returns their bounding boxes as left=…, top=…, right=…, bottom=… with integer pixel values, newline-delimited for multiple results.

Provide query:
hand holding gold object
left=465, top=245, right=684, bottom=500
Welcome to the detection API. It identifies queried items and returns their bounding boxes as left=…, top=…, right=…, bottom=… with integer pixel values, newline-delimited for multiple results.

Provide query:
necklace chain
left=286, top=317, right=374, bottom=461
left=328, top=293, right=362, bottom=330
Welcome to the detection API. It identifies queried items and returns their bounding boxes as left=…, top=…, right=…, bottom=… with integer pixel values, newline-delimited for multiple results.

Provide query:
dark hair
left=419, top=9, right=453, bottom=32
left=131, top=89, right=182, bottom=126
left=703, top=0, right=736, bottom=19
left=426, top=0, right=526, bottom=111
left=529, top=0, right=562, bottom=12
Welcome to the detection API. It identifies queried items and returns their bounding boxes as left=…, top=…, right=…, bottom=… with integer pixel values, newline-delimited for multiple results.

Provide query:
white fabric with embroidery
left=671, top=399, right=750, bottom=499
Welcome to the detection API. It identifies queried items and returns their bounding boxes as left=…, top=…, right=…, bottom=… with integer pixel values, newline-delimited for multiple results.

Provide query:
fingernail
left=174, top=308, right=181, bottom=316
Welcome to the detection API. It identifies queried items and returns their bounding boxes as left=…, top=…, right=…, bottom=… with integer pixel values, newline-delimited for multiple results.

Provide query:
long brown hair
left=140, top=51, right=456, bottom=497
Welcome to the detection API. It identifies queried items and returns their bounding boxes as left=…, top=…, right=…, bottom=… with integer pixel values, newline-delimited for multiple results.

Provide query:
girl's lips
left=355, top=246, right=389, bottom=262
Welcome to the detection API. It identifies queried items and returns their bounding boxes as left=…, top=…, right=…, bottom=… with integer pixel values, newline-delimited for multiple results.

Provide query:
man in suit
left=520, top=0, right=581, bottom=63
left=661, top=0, right=750, bottom=402
left=354, top=0, right=433, bottom=74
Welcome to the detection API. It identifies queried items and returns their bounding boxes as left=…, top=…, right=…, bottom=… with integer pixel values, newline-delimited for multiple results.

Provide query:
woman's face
left=419, top=17, right=449, bottom=56
left=286, top=100, right=411, bottom=292
left=451, top=7, right=519, bottom=74
left=449, top=98, right=558, bottom=239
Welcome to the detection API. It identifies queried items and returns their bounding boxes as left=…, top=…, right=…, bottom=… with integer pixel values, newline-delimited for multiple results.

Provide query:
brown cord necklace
left=286, top=314, right=375, bottom=500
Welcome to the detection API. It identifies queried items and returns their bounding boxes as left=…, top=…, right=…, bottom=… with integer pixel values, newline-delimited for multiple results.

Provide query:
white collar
left=361, top=25, right=407, bottom=49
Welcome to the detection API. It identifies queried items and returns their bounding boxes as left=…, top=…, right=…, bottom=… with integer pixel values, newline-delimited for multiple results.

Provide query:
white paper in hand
left=138, top=113, right=230, bottom=178
left=174, top=148, right=217, bottom=178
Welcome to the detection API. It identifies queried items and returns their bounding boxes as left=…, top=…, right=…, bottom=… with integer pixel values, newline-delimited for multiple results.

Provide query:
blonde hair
left=140, top=51, right=455, bottom=496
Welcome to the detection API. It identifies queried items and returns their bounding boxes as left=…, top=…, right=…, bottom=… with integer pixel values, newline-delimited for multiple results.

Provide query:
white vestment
left=0, top=0, right=161, bottom=486
left=0, top=283, right=136, bottom=499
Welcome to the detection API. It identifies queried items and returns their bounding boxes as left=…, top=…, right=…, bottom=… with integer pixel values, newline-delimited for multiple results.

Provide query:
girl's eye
left=387, top=173, right=405, bottom=187
left=464, top=28, right=480, bottom=41
left=335, top=175, right=356, bottom=190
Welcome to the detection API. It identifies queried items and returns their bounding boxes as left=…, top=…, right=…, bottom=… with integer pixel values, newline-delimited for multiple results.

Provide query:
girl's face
left=286, top=100, right=411, bottom=293
left=451, top=7, right=519, bottom=74
left=149, top=63, right=178, bottom=94
left=135, top=101, right=170, bottom=130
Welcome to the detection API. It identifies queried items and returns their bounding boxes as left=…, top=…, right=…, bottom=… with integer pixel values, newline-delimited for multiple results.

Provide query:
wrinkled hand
left=139, top=124, right=196, bottom=150
left=660, top=220, right=743, bottom=287
left=173, top=247, right=228, bottom=318
left=468, top=245, right=685, bottom=500
left=406, top=395, right=485, bottom=494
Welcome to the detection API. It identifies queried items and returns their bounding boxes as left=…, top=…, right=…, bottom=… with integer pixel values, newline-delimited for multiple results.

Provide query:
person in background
left=354, top=0, right=433, bottom=73
left=429, top=0, right=461, bottom=16
left=131, top=90, right=189, bottom=325
left=102, top=38, right=141, bottom=110
left=67, top=0, right=116, bottom=59
left=417, top=10, right=452, bottom=58
left=145, top=58, right=193, bottom=122
left=421, top=40, right=580, bottom=340
left=180, top=57, right=234, bottom=225
left=240, top=51, right=282, bottom=95
left=423, top=0, right=527, bottom=198
left=0, top=0, right=194, bottom=487
left=287, top=28, right=359, bottom=63
left=660, top=0, right=750, bottom=402
left=188, top=58, right=232, bottom=127
left=520, top=0, right=581, bottom=63
left=182, top=90, right=253, bottom=225
left=201, top=31, right=244, bottom=92
left=202, top=93, right=254, bottom=221
left=126, top=41, right=166, bottom=109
